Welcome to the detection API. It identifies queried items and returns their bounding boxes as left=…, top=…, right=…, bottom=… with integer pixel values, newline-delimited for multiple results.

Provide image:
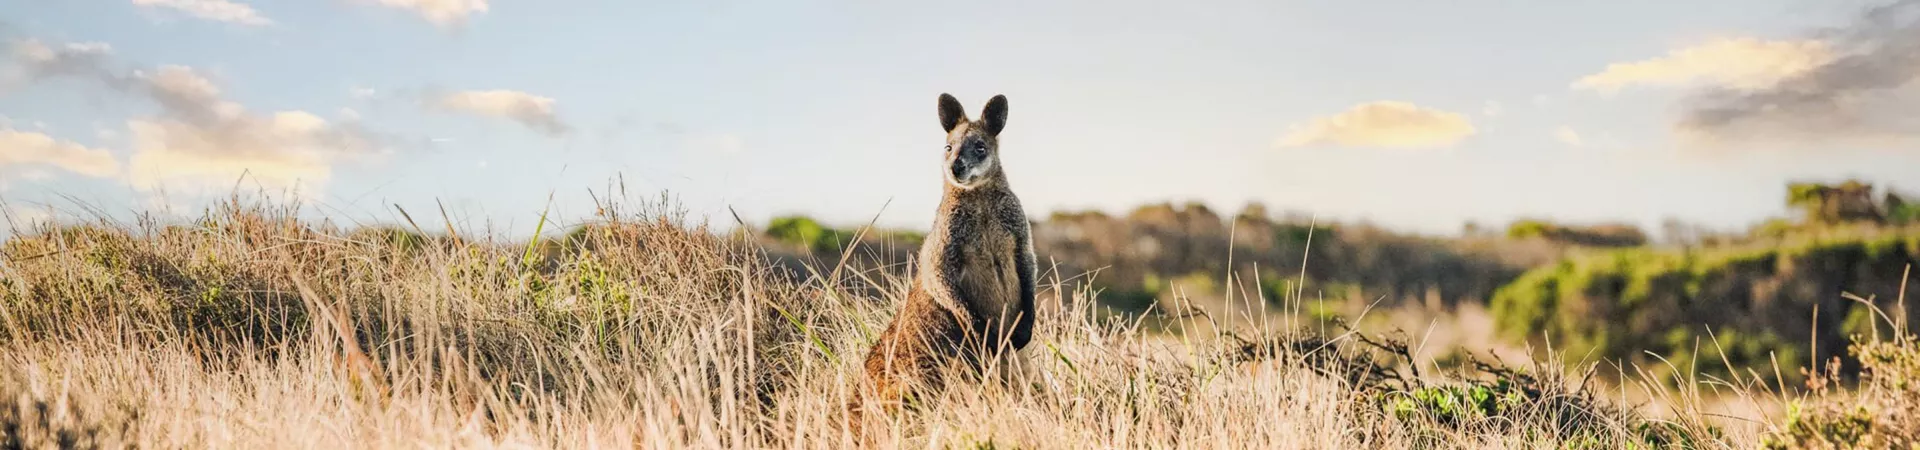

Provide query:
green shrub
left=1385, top=381, right=1528, bottom=426
left=765, top=215, right=849, bottom=254
left=1489, top=229, right=1920, bottom=382
left=1890, top=203, right=1920, bottom=225
left=1763, top=338, right=1920, bottom=449
left=1504, top=219, right=1647, bottom=247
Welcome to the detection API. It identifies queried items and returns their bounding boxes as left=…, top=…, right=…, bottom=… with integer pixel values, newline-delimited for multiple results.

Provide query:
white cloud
left=132, top=0, right=272, bottom=26
left=6, top=39, right=384, bottom=199
left=434, top=89, right=569, bottom=136
left=1671, top=3, right=1920, bottom=148
left=1553, top=126, right=1585, bottom=147
left=0, top=127, right=120, bottom=178
left=363, top=0, right=488, bottom=28
left=13, top=40, right=113, bottom=64
left=139, top=65, right=228, bottom=113
left=1481, top=101, right=1503, bottom=117
left=1276, top=101, right=1477, bottom=150
left=7, top=39, right=117, bottom=85
left=119, top=66, right=374, bottom=197
left=349, top=86, right=378, bottom=100
left=1567, top=1, right=1920, bottom=148
left=1573, top=37, right=1832, bottom=93
left=124, top=112, right=347, bottom=198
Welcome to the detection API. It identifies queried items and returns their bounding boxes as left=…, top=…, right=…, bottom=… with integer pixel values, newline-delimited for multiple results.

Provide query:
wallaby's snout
left=949, top=159, right=970, bottom=183
left=947, top=140, right=991, bottom=186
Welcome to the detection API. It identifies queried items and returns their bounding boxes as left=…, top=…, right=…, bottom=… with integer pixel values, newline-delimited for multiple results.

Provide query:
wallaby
left=852, top=92, right=1037, bottom=424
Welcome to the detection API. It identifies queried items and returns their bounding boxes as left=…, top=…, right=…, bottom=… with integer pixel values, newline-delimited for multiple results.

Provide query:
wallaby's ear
left=938, top=93, right=967, bottom=133
left=981, top=95, right=1008, bottom=136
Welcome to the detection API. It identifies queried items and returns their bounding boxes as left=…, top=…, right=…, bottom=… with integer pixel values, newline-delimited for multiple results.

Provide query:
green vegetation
left=1031, top=203, right=1550, bottom=313
left=1763, top=336, right=1920, bottom=449
left=1505, top=219, right=1648, bottom=247
left=1382, top=378, right=1710, bottom=448
left=766, top=215, right=851, bottom=253
left=762, top=215, right=924, bottom=263
left=1, top=198, right=1792, bottom=448
left=1386, top=381, right=1530, bottom=429
left=1889, top=201, right=1920, bottom=226
left=1216, top=326, right=1723, bottom=448
left=1490, top=230, right=1920, bottom=381
left=764, top=180, right=1920, bottom=390
left=1787, top=180, right=1882, bottom=226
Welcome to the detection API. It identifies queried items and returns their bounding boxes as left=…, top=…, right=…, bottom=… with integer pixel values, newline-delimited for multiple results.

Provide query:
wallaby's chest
left=935, top=200, right=1021, bottom=319
left=947, top=202, right=1017, bottom=265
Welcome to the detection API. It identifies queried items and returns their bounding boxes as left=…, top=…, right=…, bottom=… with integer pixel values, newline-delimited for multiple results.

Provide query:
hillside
left=1492, top=227, right=1920, bottom=382
left=12, top=198, right=1906, bottom=448
left=758, top=181, right=1920, bottom=386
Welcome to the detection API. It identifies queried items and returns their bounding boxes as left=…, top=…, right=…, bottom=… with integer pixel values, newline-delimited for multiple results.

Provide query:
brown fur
left=848, top=93, right=1037, bottom=438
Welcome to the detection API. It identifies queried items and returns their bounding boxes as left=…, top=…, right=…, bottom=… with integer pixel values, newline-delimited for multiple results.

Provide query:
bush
left=765, top=215, right=849, bottom=254
left=1889, top=203, right=1920, bottom=226
left=1763, top=337, right=1920, bottom=449
left=1489, top=230, right=1920, bottom=382
left=1220, top=325, right=1721, bottom=448
left=1505, top=219, right=1648, bottom=247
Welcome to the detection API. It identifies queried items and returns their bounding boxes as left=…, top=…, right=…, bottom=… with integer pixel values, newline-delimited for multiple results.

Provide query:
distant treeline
left=756, top=179, right=1920, bottom=380
left=1486, top=179, right=1919, bottom=380
left=1493, top=228, right=1920, bottom=381
left=757, top=202, right=1670, bottom=311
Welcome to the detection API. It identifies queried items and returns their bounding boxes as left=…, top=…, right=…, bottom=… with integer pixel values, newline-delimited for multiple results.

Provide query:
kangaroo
left=853, top=93, right=1037, bottom=423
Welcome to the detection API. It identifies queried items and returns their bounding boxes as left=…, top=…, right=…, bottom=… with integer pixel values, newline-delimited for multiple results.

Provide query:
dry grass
left=0, top=194, right=1816, bottom=449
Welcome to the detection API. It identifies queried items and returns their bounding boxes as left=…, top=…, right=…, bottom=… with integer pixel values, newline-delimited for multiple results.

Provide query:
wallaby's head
left=936, top=93, right=1008, bottom=190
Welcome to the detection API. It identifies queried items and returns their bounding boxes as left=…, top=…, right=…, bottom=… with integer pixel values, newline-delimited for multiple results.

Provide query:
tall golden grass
left=0, top=193, right=1900, bottom=449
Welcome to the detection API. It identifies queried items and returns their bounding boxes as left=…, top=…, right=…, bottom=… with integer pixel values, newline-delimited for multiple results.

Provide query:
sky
left=2, top=0, right=1919, bottom=238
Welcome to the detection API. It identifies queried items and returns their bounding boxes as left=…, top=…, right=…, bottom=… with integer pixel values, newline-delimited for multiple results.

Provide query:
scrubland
left=2, top=195, right=1915, bottom=449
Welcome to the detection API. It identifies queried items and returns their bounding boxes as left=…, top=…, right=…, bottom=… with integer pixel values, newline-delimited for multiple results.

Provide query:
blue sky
left=3, top=0, right=1918, bottom=237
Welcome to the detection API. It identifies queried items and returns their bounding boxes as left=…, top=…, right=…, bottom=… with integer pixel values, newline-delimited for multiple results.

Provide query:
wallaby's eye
left=944, top=144, right=953, bottom=153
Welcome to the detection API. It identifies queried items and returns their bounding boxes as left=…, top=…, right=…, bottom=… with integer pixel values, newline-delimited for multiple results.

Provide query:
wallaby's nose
left=950, top=163, right=968, bottom=181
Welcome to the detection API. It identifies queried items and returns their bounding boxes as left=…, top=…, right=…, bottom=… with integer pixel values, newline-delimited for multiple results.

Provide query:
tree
left=1506, top=219, right=1645, bottom=247
left=1787, top=180, right=1883, bottom=225
left=1888, top=191, right=1919, bottom=225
